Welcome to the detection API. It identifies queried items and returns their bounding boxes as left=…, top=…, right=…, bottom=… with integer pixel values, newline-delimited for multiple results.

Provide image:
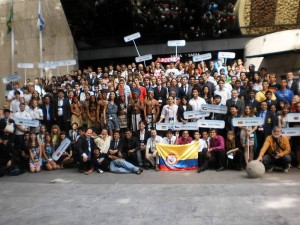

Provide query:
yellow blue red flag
left=156, top=141, right=199, bottom=171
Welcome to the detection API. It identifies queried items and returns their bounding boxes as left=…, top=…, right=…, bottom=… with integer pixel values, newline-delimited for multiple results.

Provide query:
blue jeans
left=263, top=154, right=292, bottom=169
left=110, top=159, right=139, bottom=174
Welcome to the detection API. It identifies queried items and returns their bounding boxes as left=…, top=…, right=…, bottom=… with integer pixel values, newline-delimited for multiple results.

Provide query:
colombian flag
left=156, top=141, right=199, bottom=171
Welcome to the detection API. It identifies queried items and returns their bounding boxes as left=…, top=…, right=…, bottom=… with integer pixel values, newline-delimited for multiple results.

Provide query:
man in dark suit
left=75, top=127, right=96, bottom=174
left=121, top=129, right=141, bottom=167
left=210, top=95, right=226, bottom=138
left=109, top=130, right=124, bottom=154
left=41, top=94, right=55, bottom=132
left=88, top=72, right=99, bottom=90
left=234, top=80, right=247, bottom=101
left=286, top=72, right=299, bottom=95
left=179, top=76, right=193, bottom=100
left=154, top=78, right=167, bottom=110
left=0, top=109, right=15, bottom=141
left=225, top=105, right=241, bottom=142
left=256, top=101, right=276, bottom=158
left=54, top=89, right=71, bottom=132
left=245, top=90, right=260, bottom=113
left=134, top=121, right=151, bottom=168
left=264, top=91, right=277, bottom=110
left=226, top=89, right=245, bottom=115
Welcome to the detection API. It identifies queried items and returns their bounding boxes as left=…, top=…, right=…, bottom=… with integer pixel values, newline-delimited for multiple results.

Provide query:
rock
left=246, top=160, right=265, bottom=178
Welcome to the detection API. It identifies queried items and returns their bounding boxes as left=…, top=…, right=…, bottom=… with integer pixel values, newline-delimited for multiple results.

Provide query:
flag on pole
left=6, top=1, right=13, bottom=34
left=37, top=0, right=45, bottom=31
left=156, top=141, right=199, bottom=171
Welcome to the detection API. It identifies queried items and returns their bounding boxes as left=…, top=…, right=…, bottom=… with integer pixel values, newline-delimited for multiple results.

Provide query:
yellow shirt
left=259, top=135, right=291, bottom=158
left=255, top=90, right=277, bottom=102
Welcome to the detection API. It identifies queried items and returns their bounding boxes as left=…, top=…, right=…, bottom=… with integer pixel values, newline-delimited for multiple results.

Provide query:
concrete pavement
left=0, top=168, right=299, bottom=225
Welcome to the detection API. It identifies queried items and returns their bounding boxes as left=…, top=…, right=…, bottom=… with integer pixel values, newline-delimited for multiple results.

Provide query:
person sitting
left=225, top=131, right=244, bottom=171
left=257, top=126, right=292, bottom=172
left=91, top=147, right=110, bottom=173
left=145, top=129, right=163, bottom=171
left=162, top=129, right=178, bottom=145
left=177, top=130, right=193, bottom=145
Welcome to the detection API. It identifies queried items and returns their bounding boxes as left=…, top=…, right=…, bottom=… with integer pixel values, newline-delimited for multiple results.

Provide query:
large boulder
left=246, top=160, right=265, bottom=178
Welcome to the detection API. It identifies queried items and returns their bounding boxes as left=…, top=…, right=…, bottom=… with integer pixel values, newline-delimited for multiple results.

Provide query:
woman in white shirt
left=157, top=96, right=178, bottom=123
left=29, top=99, right=43, bottom=134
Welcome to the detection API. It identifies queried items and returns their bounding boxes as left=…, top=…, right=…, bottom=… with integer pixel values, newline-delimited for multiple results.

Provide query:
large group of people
left=0, top=57, right=300, bottom=177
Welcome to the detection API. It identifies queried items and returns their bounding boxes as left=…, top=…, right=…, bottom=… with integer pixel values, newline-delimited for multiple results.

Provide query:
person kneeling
left=257, top=126, right=291, bottom=172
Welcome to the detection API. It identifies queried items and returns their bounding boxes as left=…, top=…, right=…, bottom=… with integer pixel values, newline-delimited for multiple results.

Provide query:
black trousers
left=198, top=149, right=226, bottom=170
left=227, top=149, right=244, bottom=170
left=263, top=154, right=292, bottom=169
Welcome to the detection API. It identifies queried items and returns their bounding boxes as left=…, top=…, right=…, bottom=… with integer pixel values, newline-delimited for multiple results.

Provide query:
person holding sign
left=189, top=88, right=207, bottom=121
left=257, top=126, right=291, bottom=173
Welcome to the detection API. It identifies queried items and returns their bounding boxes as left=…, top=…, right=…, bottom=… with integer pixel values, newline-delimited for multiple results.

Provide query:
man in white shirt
left=165, top=63, right=180, bottom=77
left=214, top=80, right=231, bottom=105
left=162, top=129, right=178, bottom=145
left=7, top=82, right=23, bottom=102
left=10, top=91, right=21, bottom=114
left=145, top=129, right=163, bottom=171
left=189, top=88, right=207, bottom=121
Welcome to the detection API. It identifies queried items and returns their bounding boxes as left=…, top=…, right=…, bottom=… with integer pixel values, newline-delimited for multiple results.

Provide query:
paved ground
left=1, top=168, right=300, bottom=225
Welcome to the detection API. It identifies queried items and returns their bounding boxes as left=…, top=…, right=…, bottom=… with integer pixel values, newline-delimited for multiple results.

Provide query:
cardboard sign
left=2, top=73, right=21, bottom=84
left=38, top=62, right=57, bottom=69
left=282, top=128, right=300, bottom=136
left=17, top=63, right=34, bottom=69
left=232, top=117, right=264, bottom=127
left=197, top=120, right=225, bottom=128
left=167, top=40, right=186, bottom=47
left=15, top=118, right=40, bottom=127
left=200, top=104, right=228, bottom=114
left=135, top=54, right=153, bottom=63
left=52, top=138, right=71, bottom=161
left=287, top=113, right=300, bottom=122
left=193, top=53, right=212, bottom=62
left=156, top=123, right=173, bottom=131
left=184, top=110, right=210, bottom=119
left=173, top=122, right=199, bottom=131
left=156, top=57, right=180, bottom=63
left=218, top=52, right=236, bottom=59
left=124, top=32, right=141, bottom=42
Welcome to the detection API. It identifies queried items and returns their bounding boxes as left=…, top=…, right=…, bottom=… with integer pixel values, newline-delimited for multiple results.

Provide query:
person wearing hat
left=144, top=88, right=160, bottom=129
left=129, top=88, right=144, bottom=132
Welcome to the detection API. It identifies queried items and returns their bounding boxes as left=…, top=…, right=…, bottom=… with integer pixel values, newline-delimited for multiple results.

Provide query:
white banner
left=287, top=113, right=300, bottom=122
left=135, top=54, right=153, bottom=63
left=52, top=138, right=71, bottom=161
left=184, top=110, right=210, bottom=119
left=200, top=104, right=227, bottom=114
left=124, top=32, right=141, bottom=42
left=38, top=62, right=57, bottom=69
left=218, top=52, right=236, bottom=59
left=173, top=122, right=199, bottom=131
left=193, top=53, right=212, bottom=62
left=232, top=117, right=264, bottom=127
left=15, top=118, right=40, bottom=127
left=282, top=128, right=300, bottom=136
left=197, top=120, right=225, bottom=128
left=17, top=63, right=34, bottom=69
left=2, top=73, right=21, bottom=84
left=167, top=40, right=186, bottom=47
left=156, top=123, right=173, bottom=131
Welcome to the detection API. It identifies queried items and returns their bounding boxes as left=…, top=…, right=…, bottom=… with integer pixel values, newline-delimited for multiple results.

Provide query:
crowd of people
left=0, top=57, right=300, bottom=176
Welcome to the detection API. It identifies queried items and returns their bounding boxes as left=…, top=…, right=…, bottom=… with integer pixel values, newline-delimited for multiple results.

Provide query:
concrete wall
left=236, top=0, right=300, bottom=35
left=0, top=0, right=78, bottom=106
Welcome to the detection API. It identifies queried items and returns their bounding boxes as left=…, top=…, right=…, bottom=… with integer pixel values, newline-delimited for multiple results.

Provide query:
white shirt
left=214, top=88, right=231, bottom=105
left=146, top=135, right=163, bottom=152
left=95, top=136, right=112, bottom=154
left=192, top=139, right=207, bottom=152
left=160, top=104, right=178, bottom=123
left=7, top=89, right=23, bottom=101
left=14, top=110, right=32, bottom=135
left=189, top=97, right=206, bottom=111
left=162, top=136, right=177, bottom=145
left=166, top=68, right=180, bottom=77
left=29, top=107, right=43, bottom=120
left=10, top=99, right=20, bottom=113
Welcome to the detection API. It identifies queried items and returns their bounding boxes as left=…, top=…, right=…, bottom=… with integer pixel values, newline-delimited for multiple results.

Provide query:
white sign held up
left=232, top=117, right=264, bottom=127
left=167, top=40, right=186, bottom=47
left=200, top=104, right=228, bottom=114
left=135, top=54, right=153, bottom=63
left=197, top=120, right=225, bottom=129
left=193, top=53, right=212, bottom=62
left=124, top=32, right=141, bottom=42
left=218, top=52, right=236, bottom=59
left=17, top=63, right=34, bottom=69
left=2, top=73, right=21, bottom=84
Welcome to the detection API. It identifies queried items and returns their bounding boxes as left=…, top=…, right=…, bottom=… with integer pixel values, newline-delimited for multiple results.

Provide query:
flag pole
left=11, top=0, right=15, bottom=74
left=39, top=0, right=43, bottom=78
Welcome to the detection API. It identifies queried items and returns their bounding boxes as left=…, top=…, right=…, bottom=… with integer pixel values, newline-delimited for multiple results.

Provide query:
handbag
left=4, top=121, right=14, bottom=133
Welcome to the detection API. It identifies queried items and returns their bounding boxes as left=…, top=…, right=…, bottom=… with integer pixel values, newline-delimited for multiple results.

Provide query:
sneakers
left=266, top=167, right=273, bottom=172
left=282, top=168, right=289, bottom=173
left=135, top=168, right=143, bottom=175
left=197, top=167, right=204, bottom=173
left=216, top=167, right=225, bottom=172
